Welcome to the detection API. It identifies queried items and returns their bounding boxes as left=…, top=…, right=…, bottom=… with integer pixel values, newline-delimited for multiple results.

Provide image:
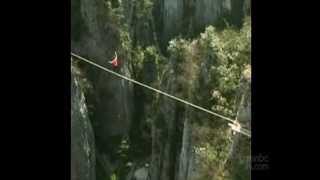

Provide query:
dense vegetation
left=71, top=0, right=251, bottom=180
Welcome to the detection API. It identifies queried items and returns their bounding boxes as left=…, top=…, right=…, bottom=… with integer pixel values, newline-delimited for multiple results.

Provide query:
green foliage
left=168, top=39, right=190, bottom=59
left=166, top=17, right=251, bottom=180
left=198, top=17, right=251, bottom=118
left=166, top=17, right=251, bottom=109
left=191, top=122, right=232, bottom=180
left=89, top=1, right=251, bottom=179
left=102, top=0, right=123, bottom=25
left=119, top=30, right=132, bottom=55
left=167, top=38, right=200, bottom=98
left=198, top=17, right=251, bottom=180
left=131, top=45, right=164, bottom=81
left=110, top=173, right=117, bottom=180
left=135, top=0, right=153, bottom=19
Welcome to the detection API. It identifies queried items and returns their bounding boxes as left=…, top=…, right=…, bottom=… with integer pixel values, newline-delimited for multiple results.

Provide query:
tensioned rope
left=71, top=52, right=251, bottom=138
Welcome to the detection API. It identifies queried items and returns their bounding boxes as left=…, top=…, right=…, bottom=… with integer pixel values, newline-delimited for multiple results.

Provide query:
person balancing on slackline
left=109, top=51, right=120, bottom=68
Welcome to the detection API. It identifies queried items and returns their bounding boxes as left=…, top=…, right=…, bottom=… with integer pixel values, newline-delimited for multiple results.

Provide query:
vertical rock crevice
left=71, top=63, right=96, bottom=180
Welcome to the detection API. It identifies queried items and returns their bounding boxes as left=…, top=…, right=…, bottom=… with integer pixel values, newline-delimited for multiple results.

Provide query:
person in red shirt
left=109, top=51, right=119, bottom=68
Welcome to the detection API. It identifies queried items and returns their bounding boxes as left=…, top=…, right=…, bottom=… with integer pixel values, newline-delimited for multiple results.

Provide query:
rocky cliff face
left=71, top=0, right=134, bottom=153
left=154, top=0, right=250, bottom=50
left=149, top=40, right=200, bottom=180
left=150, top=37, right=251, bottom=180
left=71, top=0, right=250, bottom=179
left=71, top=0, right=250, bottom=137
left=225, top=72, right=251, bottom=179
left=71, top=64, right=96, bottom=180
left=175, top=109, right=197, bottom=180
left=150, top=77, right=180, bottom=180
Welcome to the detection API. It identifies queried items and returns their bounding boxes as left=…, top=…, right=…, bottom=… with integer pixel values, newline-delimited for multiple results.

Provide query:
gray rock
left=71, top=0, right=134, bottom=144
left=155, top=0, right=250, bottom=47
left=71, top=65, right=96, bottom=180
left=134, top=167, right=149, bottom=180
